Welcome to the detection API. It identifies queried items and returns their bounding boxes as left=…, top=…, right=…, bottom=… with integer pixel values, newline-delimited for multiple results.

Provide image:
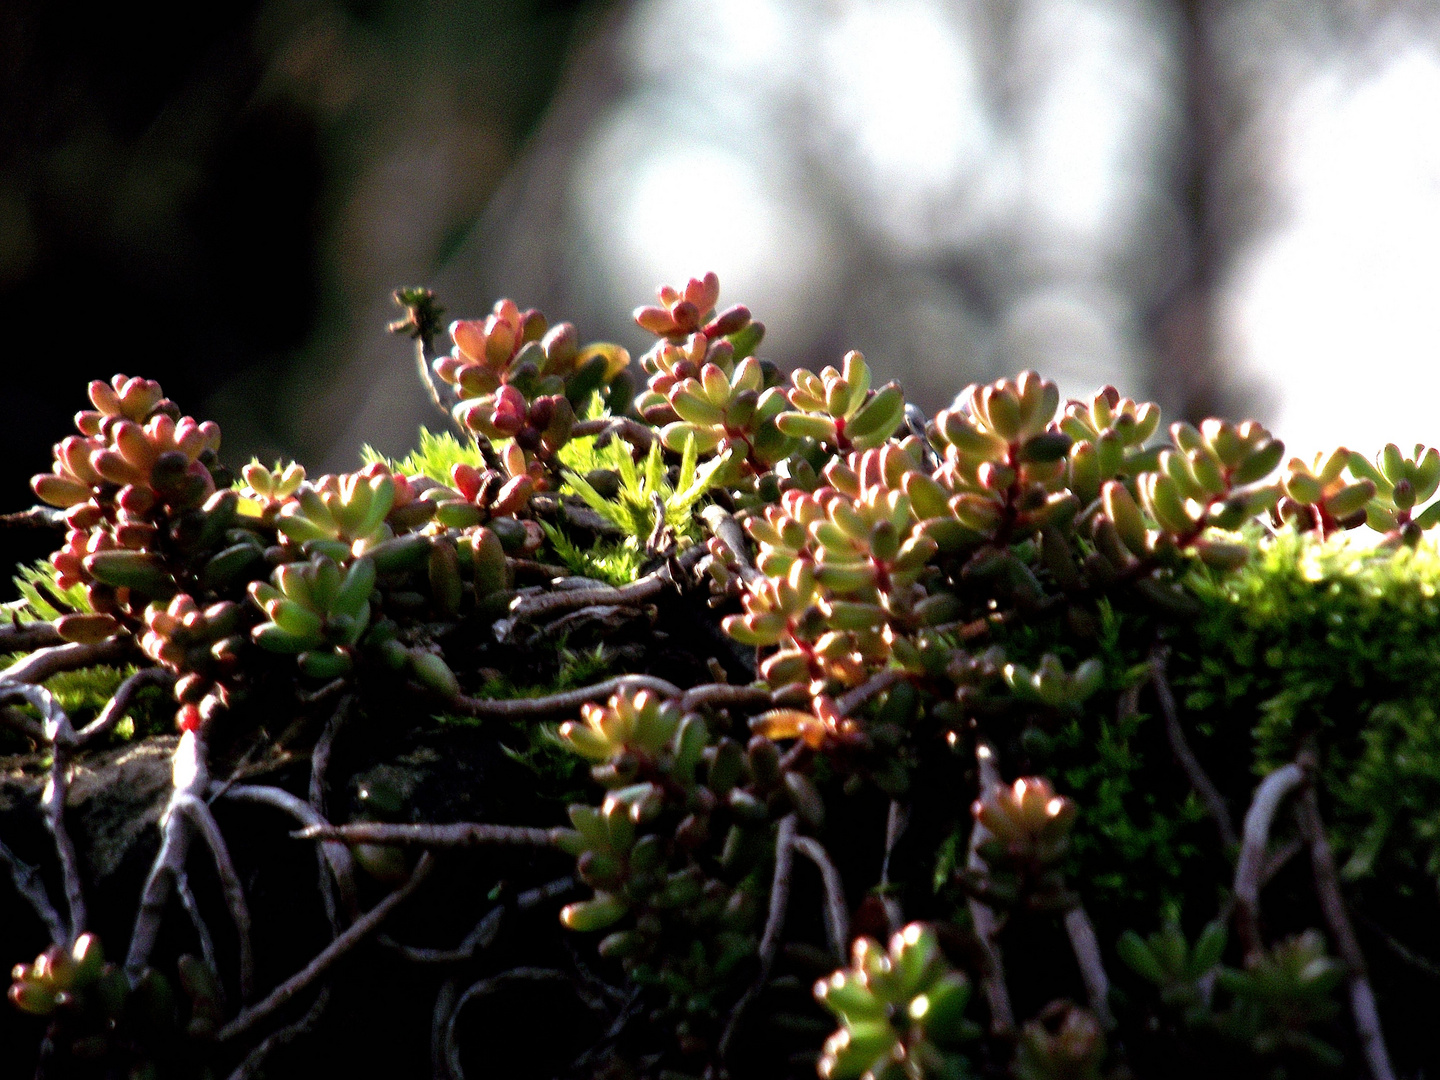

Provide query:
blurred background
left=4, top=0, right=1440, bottom=564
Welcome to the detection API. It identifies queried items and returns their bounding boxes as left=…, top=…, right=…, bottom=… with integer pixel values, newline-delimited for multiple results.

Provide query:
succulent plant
left=1116, top=916, right=1227, bottom=1022
left=814, top=923, right=979, bottom=1080
left=247, top=554, right=377, bottom=678
left=434, top=298, right=629, bottom=467
left=1215, top=930, right=1344, bottom=1070
left=141, top=593, right=247, bottom=731
left=1345, top=442, right=1440, bottom=546
left=776, top=351, right=907, bottom=455
left=1011, top=1001, right=1109, bottom=1080
left=967, top=776, right=1077, bottom=911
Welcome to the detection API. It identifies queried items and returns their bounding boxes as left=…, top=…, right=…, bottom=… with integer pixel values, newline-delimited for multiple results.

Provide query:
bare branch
left=835, top=669, right=907, bottom=718
left=792, top=836, right=849, bottom=961
left=677, top=682, right=773, bottom=713
left=0, top=836, right=65, bottom=944
left=1232, top=762, right=1306, bottom=965
left=0, top=623, right=64, bottom=652
left=224, top=987, right=329, bottom=1080
left=381, top=877, right=577, bottom=964
left=1, top=681, right=87, bottom=944
left=76, top=667, right=175, bottom=747
left=1063, top=905, right=1114, bottom=1029
left=570, top=416, right=655, bottom=454
left=294, top=821, right=557, bottom=848
left=700, top=505, right=763, bottom=586
left=447, top=673, right=684, bottom=719
left=176, top=870, right=223, bottom=1008
left=720, top=813, right=797, bottom=1061
left=218, top=853, right=435, bottom=1044
left=507, top=573, right=669, bottom=622
left=222, top=784, right=358, bottom=924
left=127, top=730, right=211, bottom=979
left=1149, top=646, right=1237, bottom=850
left=308, top=694, right=354, bottom=934
left=1295, top=783, right=1395, bottom=1080
left=173, top=793, right=255, bottom=1002
left=443, top=969, right=575, bottom=1080
left=0, top=637, right=133, bottom=684
left=0, top=705, right=44, bottom=742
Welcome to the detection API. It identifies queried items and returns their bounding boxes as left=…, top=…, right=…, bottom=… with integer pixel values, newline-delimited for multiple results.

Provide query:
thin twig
left=1295, top=782, right=1396, bottom=1080
left=448, top=674, right=683, bottom=719
left=217, top=853, right=435, bottom=1044
left=224, top=987, right=330, bottom=1080
left=0, top=705, right=45, bottom=742
left=126, top=730, right=211, bottom=980
left=571, top=416, right=655, bottom=453
left=835, top=669, right=907, bottom=718
left=507, top=573, right=669, bottom=622
left=308, top=694, right=353, bottom=934
left=0, top=637, right=133, bottom=684
left=173, top=792, right=255, bottom=1002
left=1149, top=646, right=1237, bottom=850
left=1063, top=905, right=1114, bottom=1029
left=380, top=877, right=578, bottom=964
left=720, top=813, right=797, bottom=1061
left=678, top=682, right=774, bottom=714
left=792, top=836, right=849, bottom=961
left=1232, top=761, right=1306, bottom=965
left=76, top=667, right=175, bottom=747
left=221, top=784, right=358, bottom=924
left=443, top=969, right=574, bottom=1080
left=294, top=821, right=557, bottom=848
left=0, top=836, right=65, bottom=944
left=1, top=682, right=86, bottom=944
left=700, top=505, right=763, bottom=586
left=967, top=742, right=1015, bottom=1034
left=879, top=799, right=909, bottom=934
left=176, top=870, right=223, bottom=1008
left=0, top=623, right=64, bottom=652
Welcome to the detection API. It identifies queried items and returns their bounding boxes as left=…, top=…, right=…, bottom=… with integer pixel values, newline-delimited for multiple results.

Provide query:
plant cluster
left=3, top=272, right=1439, bottom=1080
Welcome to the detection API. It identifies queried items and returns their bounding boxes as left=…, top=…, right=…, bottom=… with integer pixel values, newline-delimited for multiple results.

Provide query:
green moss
left=361, top=427, right=485, bottom=485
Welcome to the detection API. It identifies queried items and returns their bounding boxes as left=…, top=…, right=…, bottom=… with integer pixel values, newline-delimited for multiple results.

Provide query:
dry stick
left=880, top=800, right=910, bottom=935
left=570, top=415, right=656, bottom=453
left=0, top=836, right=65, bottom=944
left=1295, top=783, right=1396, bottom=1080
left=0, top=623, right=64, bottom=652
left=221, top=785, right=358, bottom=924
left=1232, top=761, right=1306, bottom=966
left=224, top=987, right=330, bottom=1080
left=294, top=821, right=557, bottom=848
left=678, top=682, right=773, bottom=713
left=1063, top=906, right=1114, bottom=1029
left=448, top=673, right=684, bottom=719
left=308, top=694, right=354, bottom=933
left=720, top=813, right=798, bottom=1062
left=442, top=968, right=574, bottom=1080
left=1149, top=647, right=1237, bottom=850
left=792, top=836, right=850, bottom=961
left=968, top=742, right=1015, bottom=1034
left=0, top=705, right=44, bottom=742
left=381, top=877, right=578, bottom=964
left=507, top=573, right=669, bottom=622
left=217, top=853, right=435, bottom=1044
left=0, top=682, right=85, bottom=944
left=173, top=792, right=255, bottom=1002
left=126, top=730, right=210, bottom=980
left=835, top=669, right=907, bottom=718
left=0, top=637, right=133, bottom=684
left=700, top=505, right=763, bottom=586
left=76, top=667, right=175, bottom=747
left=176, top=869, right=223, bottom=1005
